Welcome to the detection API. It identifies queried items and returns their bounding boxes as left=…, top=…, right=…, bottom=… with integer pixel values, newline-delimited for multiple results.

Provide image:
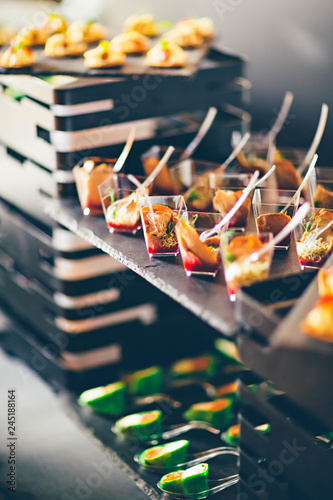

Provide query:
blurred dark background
left=2, top=0, right=332, bottom=163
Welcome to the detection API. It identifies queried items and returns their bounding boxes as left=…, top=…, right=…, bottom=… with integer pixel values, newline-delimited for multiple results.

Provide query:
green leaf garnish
left=190, top=214, right=199, bottom=226
left=106, top=203, right=117, bottom=221
left=160, top=40, right=169, bottom=50
left=187, top=190, right=199, bottom=202
left=86, top=19, right=96, bottom=25
left=104, top=187, right=115, bottom=205
left=14, top=41, right=24, bottom=51
left=166, top=221, right=175, bottom=234
left=302, top=214, right=316, bottom=233
left=49, top=13, right=58, bottom=19
left=159, top=20, right=173, bottom=28
left=99, top=40, right=110, bottom=52
left=226, top=252, right=236, bottom=264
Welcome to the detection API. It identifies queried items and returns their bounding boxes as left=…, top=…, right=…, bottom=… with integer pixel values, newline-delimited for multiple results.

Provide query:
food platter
left=0, top=42, right=212, bottom=78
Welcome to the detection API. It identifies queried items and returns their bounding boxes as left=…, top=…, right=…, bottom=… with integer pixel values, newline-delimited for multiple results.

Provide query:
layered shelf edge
left=44, top=199, right=238, bottom=336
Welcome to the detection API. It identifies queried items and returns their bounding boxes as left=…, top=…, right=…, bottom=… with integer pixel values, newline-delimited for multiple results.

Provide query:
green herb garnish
left=104, top=187, right=115, bottom=205
left=86, top=19, right=96, bottom=25
left=302, top=214, right=320, bottom=234
left=187, top=190, right=199, bottom=202
left=166, top=220, right=175, bottom=234
left=14, top=41, right=24, bottom=51
left=226, top=252, right=236, bottom=264
left=99, top=40, right=110, bottom=52
left=160, top=40, right=169, bottom=50
left=159, top=20, right=173, bottom=28
left=190, top=214, right=199, bottom=226
left=106, top=203, right=117, bottom=221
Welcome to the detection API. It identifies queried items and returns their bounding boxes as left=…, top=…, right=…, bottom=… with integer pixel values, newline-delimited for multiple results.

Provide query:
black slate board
left=0, top=42, right=215, bottom=78
left=237, top=252, right=333, bottom=429
left=44, top=199, right=303, bottom=337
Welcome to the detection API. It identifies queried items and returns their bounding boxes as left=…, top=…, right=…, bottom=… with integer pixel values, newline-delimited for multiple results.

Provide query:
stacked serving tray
left=0, top=47, right=250, bottom=391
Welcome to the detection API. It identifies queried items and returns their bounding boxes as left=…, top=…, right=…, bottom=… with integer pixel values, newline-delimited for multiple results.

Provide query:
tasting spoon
left=199, top=170, right=260, bottom=242
left=135, top=445, right=239, bottom=473
left=111, top=145, right=175, bottom=226
left=158, top=474, right=239, bottom=499
left=216, top=132, right=251, bottom=171
left=113, top=125, right=136, bottom=173
left=280, top=154, right=318, bottom=214
left=128, top=145, right=175, bottom=193
left=297, top=103, right=329, bottom=176
left=112, top=420, right=221, bottom=445
left=179, top=107, right=218, bottom=161
left=249, top=203, right=310, bottom=264
left=199, top=165, right=276, bottom=243
left=268, top=91, right=294, bottom=143
left=232, top=91, right=294, bottom=150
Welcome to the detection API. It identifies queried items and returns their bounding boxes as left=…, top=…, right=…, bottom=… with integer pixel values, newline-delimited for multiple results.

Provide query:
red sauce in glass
left=107, top=221, right=140, bottom=233
left=182, top=252, right=220, bottom=274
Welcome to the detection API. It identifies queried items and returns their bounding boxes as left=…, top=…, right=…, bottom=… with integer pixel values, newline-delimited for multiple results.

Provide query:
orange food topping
left=143, top=448, right=162, bottom=460
left=141, top=412, right=158, bottom=423
left=228, top=425, right=240, bottom=437
left=142, top=204, right=173, bottom=214
left=216, top=381, right=238, bottom=396
left=164, top=471, right=183, bottom=482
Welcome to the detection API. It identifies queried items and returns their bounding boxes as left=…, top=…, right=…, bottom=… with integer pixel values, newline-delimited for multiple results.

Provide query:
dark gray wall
left=100, top=0, right=333, bottom=164
left=3, top=0, right=333, bottom=163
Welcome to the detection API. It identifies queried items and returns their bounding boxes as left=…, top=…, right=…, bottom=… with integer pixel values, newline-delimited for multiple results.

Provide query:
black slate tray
left=236, top=253, right=333, bottom=429
left=44, top=199, right=304, bottom=338
left=0, top=42, right=214, bottom=78
left=238, top=372, right=333, bottom=500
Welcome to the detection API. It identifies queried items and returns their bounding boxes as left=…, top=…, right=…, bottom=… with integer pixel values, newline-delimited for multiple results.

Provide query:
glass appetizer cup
left=98, top=173, right=148, bottom=234
left=242, top=132, right=271, bottom=161
left=176, top=212, right=224, bottom=277
left=220, top=231, right=274, bottom=302
left=312, top=167, right=333, bottom=210
left=294, top=208, right=333, bottom=269
left=141, top=145, right=185, bottom=194
left=252, top=188, right=300, bottom=249
left=168, top=158, right=222, bottom=211
left=211, top=187, right=252, bottom=231
left=208, top=171, right=251, bottom=191
left=73, top=156, right=117, bottom=215
left=139, top=195, right=186, bottom=257
left=273, top=148, right=306, bottom=192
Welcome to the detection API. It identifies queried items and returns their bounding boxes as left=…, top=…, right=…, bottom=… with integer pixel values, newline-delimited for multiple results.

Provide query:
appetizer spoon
left=216, top=132, right=251, bottom=171
left=268, top=91, right=294, bottom=143
left=280, top=154, right=318, bottom=213
left=135, top=446, right=239, bottom=472
left=113, top=125, right=136, bottom=173
left=113, top=421, right=221, bottom=445
left=134, top=394, right=181, bottom=410
left=118, top=145, right=175, bottom=226
left=199, top=170, right=260, bottom=242
left=179, top=107, right=218, bottom=161
left=249, top=203, right=310, bottom=263
left=158, top=474, right=239, bottom=499
left=252, top=164, right=276, bottom=189
left=297, top=103, right=329, bottom=175
left=304, top=219, right=333, bottom=250
left=128, top=145, right=175, bottom=193
left=169, top=379, right=241, bottom=399
left=232, top=92, right=294, bottom=148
